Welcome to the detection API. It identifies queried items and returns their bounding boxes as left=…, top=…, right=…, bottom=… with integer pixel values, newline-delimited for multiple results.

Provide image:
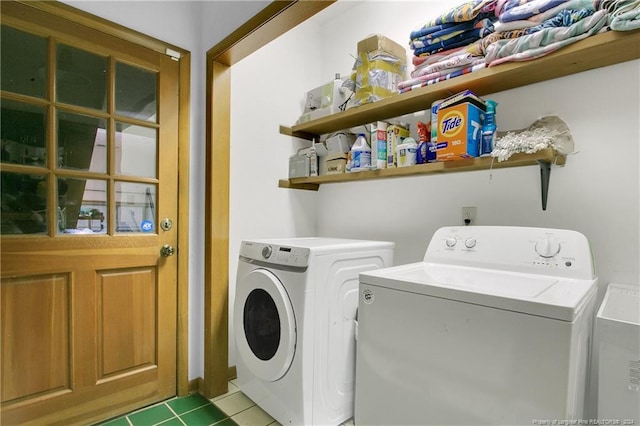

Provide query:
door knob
left=160, top=244, right=175, bottom=257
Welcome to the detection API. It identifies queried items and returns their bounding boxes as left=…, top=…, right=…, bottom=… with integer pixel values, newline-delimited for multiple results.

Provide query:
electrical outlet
left=462, top=207, right=477, bottom=226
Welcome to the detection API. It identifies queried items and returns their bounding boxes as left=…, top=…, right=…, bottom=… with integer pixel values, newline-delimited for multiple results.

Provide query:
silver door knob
left=160, top=244, right=175, bottom=257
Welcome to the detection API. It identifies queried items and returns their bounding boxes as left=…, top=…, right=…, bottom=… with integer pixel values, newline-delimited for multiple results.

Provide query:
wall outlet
left=462, top=206, right=477, bottom=226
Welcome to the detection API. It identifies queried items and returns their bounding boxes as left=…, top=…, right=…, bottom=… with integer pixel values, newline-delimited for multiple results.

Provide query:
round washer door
left=234, top=268, right=296, bottom=382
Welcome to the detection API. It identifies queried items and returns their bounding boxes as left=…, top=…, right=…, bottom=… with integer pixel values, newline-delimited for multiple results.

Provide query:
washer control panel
left=425, top=226, right=595, bottom=280
left=240, top=241, right=310, bottom=268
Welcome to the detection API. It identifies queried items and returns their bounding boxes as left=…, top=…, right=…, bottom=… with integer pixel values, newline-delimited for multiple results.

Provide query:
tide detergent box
left=436, top=102, right=484, bottom=161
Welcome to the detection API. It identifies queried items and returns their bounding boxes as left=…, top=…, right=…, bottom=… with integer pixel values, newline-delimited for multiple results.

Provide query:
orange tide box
left=436, top=102, right=484, bottom=161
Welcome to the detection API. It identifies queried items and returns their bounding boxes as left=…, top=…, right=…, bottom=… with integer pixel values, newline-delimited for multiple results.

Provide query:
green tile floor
left=98, top=393, right=237, bottom=426
left=97, top=378, right=354, bottom=426
left=97, top=378, right=283, bottom=426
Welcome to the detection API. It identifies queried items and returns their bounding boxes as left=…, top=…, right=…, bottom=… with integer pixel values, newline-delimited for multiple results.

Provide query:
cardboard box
left=326, top=133, right=355, bottom=155
left=354, top=35, right=407, bottom=107
left=370, top=121, right=388, bottom=170
left=386, top=124, right=410, bottom=168
left=325, top=153, right=348, bottom=175
left=436, top=102, right=484, bottom=161
left=357, top=34, right=406, bottom=60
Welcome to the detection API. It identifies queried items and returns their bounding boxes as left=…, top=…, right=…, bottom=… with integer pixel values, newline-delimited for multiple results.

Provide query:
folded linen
left=485, top=9, right=607, bottom=66
left=399, top=63, right=487, bottom=93
left=494, top=0, right=597, bottom=31
left=412, top=0, right=497, bottom=30
left=411, top=51, right=485, bottom=79
left=500, top=0, right=568, bottom=22
left=599, top=0, right=640, bottom=29
left=481, top=7, right=595, bottom=52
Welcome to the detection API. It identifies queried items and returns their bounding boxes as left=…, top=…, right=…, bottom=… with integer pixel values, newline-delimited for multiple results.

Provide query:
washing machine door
left=234, top=268, right=296, bottom=382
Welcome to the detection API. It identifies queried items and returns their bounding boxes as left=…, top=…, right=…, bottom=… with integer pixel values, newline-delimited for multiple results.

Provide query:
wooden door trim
left=8, top=0, right=191, bottom=397
left=204, top=0, right=335, bottom=398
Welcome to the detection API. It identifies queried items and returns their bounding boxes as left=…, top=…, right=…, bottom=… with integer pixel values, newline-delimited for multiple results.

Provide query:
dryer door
left=234, top=268, right=296, bottom=382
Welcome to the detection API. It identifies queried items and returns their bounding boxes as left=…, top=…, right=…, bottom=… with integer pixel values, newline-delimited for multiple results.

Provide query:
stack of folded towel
left=401, top=0, right=498, bottom=92
left=399, top=0, right=637, bottom=93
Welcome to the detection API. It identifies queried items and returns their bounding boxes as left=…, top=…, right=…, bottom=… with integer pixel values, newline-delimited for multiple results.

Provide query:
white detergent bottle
left=350, top=133, right=371, bottom=172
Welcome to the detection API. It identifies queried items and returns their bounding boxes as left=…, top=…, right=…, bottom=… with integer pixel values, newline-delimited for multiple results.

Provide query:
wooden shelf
left=281, top=30, right=640, bottom=138
left=279, top=148, right=565, bottom=189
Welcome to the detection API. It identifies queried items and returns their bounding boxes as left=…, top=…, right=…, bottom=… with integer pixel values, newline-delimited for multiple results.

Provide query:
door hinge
left=165, top=48, right=181, bottom=61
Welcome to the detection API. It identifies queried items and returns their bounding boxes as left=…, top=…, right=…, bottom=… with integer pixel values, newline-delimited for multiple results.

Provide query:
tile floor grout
left=98, top=380, right=281, bottom=426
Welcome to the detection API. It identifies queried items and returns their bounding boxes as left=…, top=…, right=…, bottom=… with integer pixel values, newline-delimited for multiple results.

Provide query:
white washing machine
left=355, top=226, right=598, bottom=425
left=234, top=237, right=394, bottom=425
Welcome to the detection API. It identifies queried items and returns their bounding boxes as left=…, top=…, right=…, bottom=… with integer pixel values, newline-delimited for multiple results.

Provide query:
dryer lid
left=360, top=262, right=597, bottom=321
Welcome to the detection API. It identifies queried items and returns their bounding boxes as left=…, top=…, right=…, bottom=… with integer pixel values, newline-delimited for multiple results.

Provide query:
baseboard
left=188, top=377, right=205, bottom=395
left=187, top=366, right=237, bottom=396
left=228, top=365, right=237, bottom=381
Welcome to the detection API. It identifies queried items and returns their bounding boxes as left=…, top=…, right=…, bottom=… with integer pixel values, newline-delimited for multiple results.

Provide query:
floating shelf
left=281, top=30, right=640, bottom=139
left=278, top=29, right=639, bottom=210
left=279, top=148, right=565, bottom=209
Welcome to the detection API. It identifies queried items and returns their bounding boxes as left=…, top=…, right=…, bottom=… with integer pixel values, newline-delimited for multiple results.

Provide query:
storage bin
left=596, top=282, right=640, bottom=421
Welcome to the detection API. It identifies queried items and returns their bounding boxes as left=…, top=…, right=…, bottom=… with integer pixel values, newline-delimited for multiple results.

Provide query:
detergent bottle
left=416, top=121, right=429, bottom=164
left=481, top=100, right=498, bottom=156
left=350, top=133, right=371, bottom=172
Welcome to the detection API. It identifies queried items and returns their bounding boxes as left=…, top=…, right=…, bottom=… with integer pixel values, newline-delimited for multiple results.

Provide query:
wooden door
left=1, top=3, right=180, bottom=424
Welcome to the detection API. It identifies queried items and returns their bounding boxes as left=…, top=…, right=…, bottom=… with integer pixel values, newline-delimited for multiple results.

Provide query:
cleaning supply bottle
left=416, top=122, right=429, bottom=164
left=350, top=133, right=371, bottom=172
left=481, top=100, right=498, bottom=156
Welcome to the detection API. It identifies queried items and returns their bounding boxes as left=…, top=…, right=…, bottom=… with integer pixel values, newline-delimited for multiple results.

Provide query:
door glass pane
left=58, top=178, right=106, bottom=234
left=116, top=62, right=157, bottom=122
left=244, top=289, right=281, bottom=361
left=1, top=172, right=47, bottom=235
left=1, top=99, right=47, bottom=167
left=115, top=123, right=156, bottom=178
left=1, top=26, right=47, bottom=98
left=57, top=111, right=107, bottom=173
left=56, top=43, right=107, bottom=111
left=115, top=182, right=156, bottom=233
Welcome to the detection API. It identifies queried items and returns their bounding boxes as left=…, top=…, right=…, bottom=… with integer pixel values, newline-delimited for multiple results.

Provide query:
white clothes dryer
left=234, top=237, right=394, bottom=426
left=356, top=226, right=598, bottom=426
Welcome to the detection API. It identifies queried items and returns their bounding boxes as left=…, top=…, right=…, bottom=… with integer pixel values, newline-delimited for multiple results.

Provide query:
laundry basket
left=596, top=282, right=640, bottom=421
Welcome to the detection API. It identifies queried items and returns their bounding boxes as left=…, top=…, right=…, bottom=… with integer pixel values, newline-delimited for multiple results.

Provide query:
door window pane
left=244, top=289, right=281, bottom=361
left=1, top=26, right=47, bottom=98
left=115, top=123, right=156, bottom=178
left=115, top=182, right=156, bottom=233
left=57, top=111, right=107, bottom=173
left=56, top=44, right=107, bottom=111
left=116, top=62, right=157, bottom=122
left=58, top=178, right=106, bottom=234
left=1, top=172, right=47, bottom=235
left=1, top=99, right=47, bottom=167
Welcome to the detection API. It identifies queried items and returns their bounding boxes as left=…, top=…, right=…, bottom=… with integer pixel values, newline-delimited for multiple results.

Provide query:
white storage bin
left=596, top=282, right=640, bottom=421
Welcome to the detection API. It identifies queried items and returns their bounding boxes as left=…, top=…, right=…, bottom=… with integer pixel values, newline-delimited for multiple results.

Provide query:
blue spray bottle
left=481, top=100, right=498, bottom=156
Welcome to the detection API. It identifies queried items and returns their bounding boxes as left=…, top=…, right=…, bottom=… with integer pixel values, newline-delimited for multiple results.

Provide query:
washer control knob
left=535, top=238, right=560, bottom=258
left=465, top=238, right=477, bottom=249
left=262, top=245, right=273, bottom=259
left=446, top=237, right=457, bottom=248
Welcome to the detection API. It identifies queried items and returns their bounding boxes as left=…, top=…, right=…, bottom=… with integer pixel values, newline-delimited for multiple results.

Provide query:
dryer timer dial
left=262, top=245, right=273, bottom=259
left=535, top=238, right=561, bottom=258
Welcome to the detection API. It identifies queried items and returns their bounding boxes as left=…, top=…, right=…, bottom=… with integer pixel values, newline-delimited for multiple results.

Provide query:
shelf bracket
left=537, top=160, right=552, bottom=211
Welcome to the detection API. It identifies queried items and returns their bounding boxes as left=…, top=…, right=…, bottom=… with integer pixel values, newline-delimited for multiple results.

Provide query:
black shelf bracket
left=538, top=160, right=552, bottom=211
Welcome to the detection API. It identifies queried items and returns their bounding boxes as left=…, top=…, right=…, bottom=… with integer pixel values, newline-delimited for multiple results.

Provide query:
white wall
left=227, top=13, right=323, bottom=365
left=314, top=1, right=639, bottom=288
left=228, top=0, right=640, bottom=371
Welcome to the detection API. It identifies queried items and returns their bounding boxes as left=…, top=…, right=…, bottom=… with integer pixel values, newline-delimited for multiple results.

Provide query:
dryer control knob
left=535, top=238, right=560, bottom=258
left=446, top=237, right=457, bottom=248
left=465, top=238, right=477, bottom=249
left=262, top=245, right=273, bottom=259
